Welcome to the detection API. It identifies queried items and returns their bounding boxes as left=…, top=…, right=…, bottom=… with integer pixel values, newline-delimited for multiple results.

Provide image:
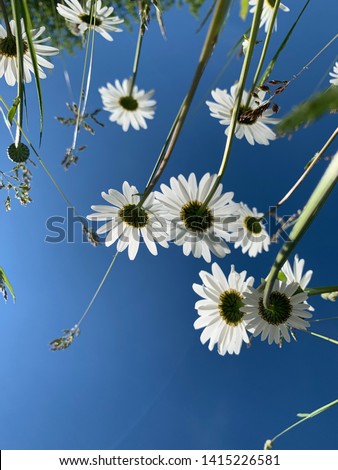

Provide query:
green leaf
left=277, top=87, right=338, bottom=135
left=240, top=0, right=249, bottom=20
left=7, top=97, right=20, bottom=125
left=0, top=265, right=16, bottom=301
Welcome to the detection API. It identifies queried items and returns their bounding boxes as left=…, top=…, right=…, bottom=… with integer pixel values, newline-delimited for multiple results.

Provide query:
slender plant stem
left=10, top=0, right=24, bottom=147
left=263, top=151, right=338, bottom=307
left=263, top=126, right=338, bottom=216
left=301, top=329, right=338, bottom=345
left=76, top=251, right=119, bottom=328
left=247, top=0, right=280, bottom=106
left=129, top=21, right=144, bottom=96
left=200, top=0, right=264, bottom=210
left=289, top=33, right=338, bottom=86
left=267, top=398, right=338, bottom=448
left=306, top=285, right=338, bottom=296
left=310, top=316, right=338, bottom=323
left=71, top=18, right=96, bottom=151
left=0, top=0, right=13, bottom=36
left=138, top=0, right=232, bottom=207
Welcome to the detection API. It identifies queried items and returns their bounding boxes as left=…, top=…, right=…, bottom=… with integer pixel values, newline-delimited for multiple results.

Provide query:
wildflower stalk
left=301, top=329, right=338, bottom=346
left=200, top=0, right=264, bottom=210
left=138, top=0, right=231, bottom=206
left=71, top=13, right=96, bottom=153
left=306, top=285, right=338, bottom=297
left=247, top=0, right=280, bottom=104
left=262, top=126, right=338, bottom=218
left=265, top=398, right=338, bottom=449
left=10, top=0, right=25, bottom=147
left=263, top=151, right=338, bottom=307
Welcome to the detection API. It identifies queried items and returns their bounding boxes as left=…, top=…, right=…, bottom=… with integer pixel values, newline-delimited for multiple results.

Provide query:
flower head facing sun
left=242, top=281, right=312, bottom=345
left=206, top=83, right=279, bottom=145
left=229, top=203, right=270, bottom=257
left=57, top=0, right=123, bottom=41
left=87, top=182, right=169, bottom=260
left=193, top=263, right=255, bottom=356
left=249, top=0, right=290, bottom=33
left=0, top=19, right=58, bottom=86
left=99, top=79, right=156, bottom=131
left=155, top=173, right=238, bottom=262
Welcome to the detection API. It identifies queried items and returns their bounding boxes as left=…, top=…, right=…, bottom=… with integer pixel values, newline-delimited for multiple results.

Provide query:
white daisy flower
left=229, top=203, right=270, bottom=257
left=329, top=61, right=338, bottom=86
left=281, top=254, right=314, bottom=311
left=0, top=19, right=58, bottom=86
left=206, top=83, right=279, bottom=145
left=281, top=254, right=313, bottom=290
left=242, top=281, right=312, bottom=345
left=99, top=79, right=156, bottom=132
left=87, top=182, right=169, bottom=260
left=249, top=0, right=290, bottom=33
left=56, top=0, right=123, bottom=41
left=193, top=263, right=255, bottom=356
left=155, top=173, right=238, bottom=262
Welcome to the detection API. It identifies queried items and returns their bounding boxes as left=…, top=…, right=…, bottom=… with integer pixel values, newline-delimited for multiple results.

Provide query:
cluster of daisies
left=87, top=173, right=270, bottom=261
left=87, top=175, right=314, bottom=356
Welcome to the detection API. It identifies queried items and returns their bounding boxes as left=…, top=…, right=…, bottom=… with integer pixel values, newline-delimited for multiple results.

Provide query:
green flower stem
left=261, top=126, right=338, bottom=219
left=265, top=398, right=338, bottom=449
left=263, top=151, right=338, bottom=308
left=71, top=19, right=96, bottom=151
left=247, top=0, right=280, bottom=106
left=306, top=286, right=338, bottom=296
left=310, top=316, right=338, bottom=323
left=11, top=0, right=24, bottom=147
left=129, top=21, right=144, bottom=97
left=76, top=251, right=119, bottom=328
left=301, top=329, right=338, bottom=346
left=259, top=0, right=311, bottom=87
left=0, top=0, right=13, bottom=36
left=200, top=0, right=264, bottom=210
left=138, top=0, right=232, bottom=207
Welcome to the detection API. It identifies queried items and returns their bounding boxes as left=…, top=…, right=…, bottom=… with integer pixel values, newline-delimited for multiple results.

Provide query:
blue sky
left=0, top=1, right=338, bottom=450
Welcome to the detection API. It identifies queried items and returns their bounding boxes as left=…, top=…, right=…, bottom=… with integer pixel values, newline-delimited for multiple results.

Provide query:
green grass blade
left=277, top=87, right=338, bottom=135
left=0, top=265, right=16, bottom=301
left=11, top=0, right=25, bottom=145
left=20, top=0, right=44, bottom=143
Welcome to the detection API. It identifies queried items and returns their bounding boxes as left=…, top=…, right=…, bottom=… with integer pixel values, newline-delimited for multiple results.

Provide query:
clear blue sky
left=0, top=1, right=338, bottom=450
